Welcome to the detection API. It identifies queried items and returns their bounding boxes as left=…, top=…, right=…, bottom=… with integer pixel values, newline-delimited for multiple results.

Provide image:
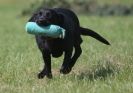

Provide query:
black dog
left=28, top=8, right=110, bottom=79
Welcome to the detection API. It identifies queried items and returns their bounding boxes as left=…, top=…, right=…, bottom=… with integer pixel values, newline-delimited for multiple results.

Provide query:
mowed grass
left=0, top=0, right=133, bottom=93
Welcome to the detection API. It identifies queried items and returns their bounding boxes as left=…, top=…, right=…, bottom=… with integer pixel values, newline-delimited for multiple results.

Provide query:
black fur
left=28, top=8, right=110, bottom=79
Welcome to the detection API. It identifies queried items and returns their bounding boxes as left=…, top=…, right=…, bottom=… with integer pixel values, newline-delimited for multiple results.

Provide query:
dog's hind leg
left=60, top=45, right=82, bottom=74
left=69, top=45, right=82, bottom=69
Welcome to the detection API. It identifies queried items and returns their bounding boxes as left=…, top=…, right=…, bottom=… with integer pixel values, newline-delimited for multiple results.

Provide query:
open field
left=0, top=0, right=133, bottom=93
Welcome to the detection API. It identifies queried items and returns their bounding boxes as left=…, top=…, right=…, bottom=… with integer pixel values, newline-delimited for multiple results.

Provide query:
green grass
left=0, top=0, right=133, bottom=93
left=97, top=0, right=133, bottom=5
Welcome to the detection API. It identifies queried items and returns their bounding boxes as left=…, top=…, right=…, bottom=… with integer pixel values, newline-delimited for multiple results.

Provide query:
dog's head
left=29, top=8, right=64, bottom=26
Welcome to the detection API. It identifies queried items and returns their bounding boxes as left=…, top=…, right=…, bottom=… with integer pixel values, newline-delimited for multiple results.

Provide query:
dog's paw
left=38, top=72, right=45, bottom=79
left=38, top=72, right=52, bottom=79
left=60, top=66, right=72, bottom=74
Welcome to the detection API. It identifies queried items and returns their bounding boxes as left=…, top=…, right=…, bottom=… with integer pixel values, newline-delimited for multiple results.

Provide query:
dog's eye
left=39, top=12, right=42, bottom=16
left=46, top=12, right=52, bottom=18
left=46, top=12, right=50, bottom=16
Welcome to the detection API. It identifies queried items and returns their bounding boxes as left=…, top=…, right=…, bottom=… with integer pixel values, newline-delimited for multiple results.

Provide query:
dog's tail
left=80, top=27, right=110, bottom=45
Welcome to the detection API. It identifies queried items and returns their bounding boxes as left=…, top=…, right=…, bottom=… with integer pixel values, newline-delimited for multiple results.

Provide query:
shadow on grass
left=76, top=61, right=119, bottom=81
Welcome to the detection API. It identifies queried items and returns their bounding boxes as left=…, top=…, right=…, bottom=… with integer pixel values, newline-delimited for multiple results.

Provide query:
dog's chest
left=45, top=39, right=64, bottom=57
left=45, top=39, right=64, bottom=51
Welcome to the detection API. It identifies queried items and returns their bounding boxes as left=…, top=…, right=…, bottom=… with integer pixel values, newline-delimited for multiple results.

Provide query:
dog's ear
left=28, top=8, right=43, bottom=22
left=28, top=13, right=37, bottom=22
left=57, top=13, right=64, bottom=25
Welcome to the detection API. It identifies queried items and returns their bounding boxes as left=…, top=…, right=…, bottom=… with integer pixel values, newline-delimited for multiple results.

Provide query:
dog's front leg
left=60, top=49, right=73, bottom=74
left=38, top=50, right=52, bottom=79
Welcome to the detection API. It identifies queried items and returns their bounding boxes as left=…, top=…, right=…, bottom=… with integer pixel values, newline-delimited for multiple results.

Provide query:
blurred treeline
left=22, top=0, right=133, bottom=16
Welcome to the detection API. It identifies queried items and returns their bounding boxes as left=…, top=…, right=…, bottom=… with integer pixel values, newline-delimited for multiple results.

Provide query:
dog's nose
left=36, top=19, right=50, bottom=26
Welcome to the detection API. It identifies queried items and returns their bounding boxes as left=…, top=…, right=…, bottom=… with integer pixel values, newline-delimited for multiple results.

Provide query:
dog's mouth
left=36, top=19, right=50, bottom=26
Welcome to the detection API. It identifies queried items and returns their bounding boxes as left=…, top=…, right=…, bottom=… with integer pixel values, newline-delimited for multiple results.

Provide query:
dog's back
left=54, top=8, right=80, bottom=26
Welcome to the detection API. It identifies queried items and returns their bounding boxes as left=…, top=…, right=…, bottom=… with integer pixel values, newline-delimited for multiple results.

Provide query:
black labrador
left=28, top=8, right=110, bottom=79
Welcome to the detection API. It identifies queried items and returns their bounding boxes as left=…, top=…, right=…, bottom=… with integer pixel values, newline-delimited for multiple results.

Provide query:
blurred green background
left=22, top=0, right=133, bottom=16
left=0, top=0, right=133, bottom=93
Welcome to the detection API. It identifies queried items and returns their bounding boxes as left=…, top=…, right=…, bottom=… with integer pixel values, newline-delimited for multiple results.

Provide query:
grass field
left=0, top=0, right=133, bottom=93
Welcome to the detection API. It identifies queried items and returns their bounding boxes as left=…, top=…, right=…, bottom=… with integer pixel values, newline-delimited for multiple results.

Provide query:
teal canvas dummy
left=25, top=22, right=65, bottom=38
